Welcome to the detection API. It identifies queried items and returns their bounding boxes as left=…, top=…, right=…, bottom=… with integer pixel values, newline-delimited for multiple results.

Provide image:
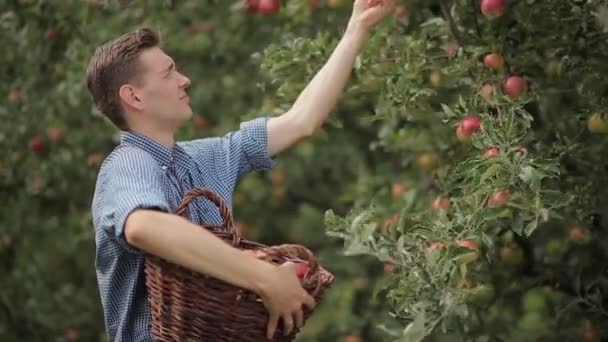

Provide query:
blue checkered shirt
left=91, top=117, right=276, bottom=342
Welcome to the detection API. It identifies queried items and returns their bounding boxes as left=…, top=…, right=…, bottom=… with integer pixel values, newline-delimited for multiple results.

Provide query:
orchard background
left=1, top=0, right=608, bottom=341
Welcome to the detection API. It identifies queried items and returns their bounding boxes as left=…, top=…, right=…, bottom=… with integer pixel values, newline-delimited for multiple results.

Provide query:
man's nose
left=179, top=73, right=191, bottom=88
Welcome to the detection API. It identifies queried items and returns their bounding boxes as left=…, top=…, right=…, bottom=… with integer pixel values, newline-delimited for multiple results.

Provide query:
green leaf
left=519, top=165, right=543, bottom=192
left=398, top=312, right=427, bottom=342
left=524, top=218, right=539, bottom=237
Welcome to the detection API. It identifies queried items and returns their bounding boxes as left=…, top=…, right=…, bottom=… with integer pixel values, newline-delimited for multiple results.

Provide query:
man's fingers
left=266, top=313, right=279, bottom=340
left=294, top=308, right=304, bottom=329
left=303, top=293, right=316, bottom=310
left=282, top=314, right=294, bottom=336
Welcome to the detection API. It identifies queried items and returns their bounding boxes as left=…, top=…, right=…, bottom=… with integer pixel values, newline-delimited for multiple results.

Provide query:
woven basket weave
left=144, top=187, right=335, bottom=342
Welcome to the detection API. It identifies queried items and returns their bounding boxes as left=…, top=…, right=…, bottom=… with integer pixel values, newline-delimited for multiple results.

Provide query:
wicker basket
left=144, top=187, right=335, bottom=342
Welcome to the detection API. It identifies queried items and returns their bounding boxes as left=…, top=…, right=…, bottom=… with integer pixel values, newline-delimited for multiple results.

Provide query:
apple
left=328, top=0, right=345, bottom=8
left=417, top=153, right=438, bottom=170
left=454, top=239, right=480, bottom=264
left=481, top=0, right=506, bottom=17
left=461, top=116, right=482, bottom=133
left=446, top=41, right=459, bottom=58
left=581, top=320, right=598, bottom=342
left=383, top=262, right=394, bottom=275
left=46, top=127, right=64, bottom=142
left=2, top=234, right=12, bottom=246
left=500, top=245, right=524, bottom=267
left=193, top=115, right=208, bottom=130
left=483, top=53, right=504, bottom=69
left=245, top=0, right=259, bottom=12
left=456, top=116, right=482, bottom=141
left=295, top=262, right=309, bottom=279
left=466, top=284, right=495, bottom=305
left=257, top=0, right=281, bottom=15
left=429, top=242, right=445, bottom=251
left=587, top=113, right=608, bottom=133
left=488, top=189, right=509, bottom=208
left=65, top=328, right=79, bottom=342
left=46, top=28, right=60, bottom=40
left=382, top=213, right=400, bottom=232
left=484, top=147, right=499, bottom=158
left=32, top=176, right=44, bottom=193
left=29, top=135, right=47, bottom=154
left=479, top=84, right=496, bottom=101
left=8, top=90, right=19, bottom=102
left=344, top=335, right=362, bottom=342
left=391, top=182, right=406, bottom=198
left=429, top=70, right=442, bottom=87
left=503, top=76, right=527, bottom=98
left=86, top=153, right=104, bottom=167
left=431, top=196, right=450, bottom=211
left=569, top=226, right=589, bottom=243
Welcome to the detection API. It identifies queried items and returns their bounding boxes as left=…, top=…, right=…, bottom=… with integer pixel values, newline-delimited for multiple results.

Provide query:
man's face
left=133, top=47, right=192, bottom=128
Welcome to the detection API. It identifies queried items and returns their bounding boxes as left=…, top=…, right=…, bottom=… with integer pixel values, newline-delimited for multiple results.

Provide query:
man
left=87, top=0, right=393, bottom=341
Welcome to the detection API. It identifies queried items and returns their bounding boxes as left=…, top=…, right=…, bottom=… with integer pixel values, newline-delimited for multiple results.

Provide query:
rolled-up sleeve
left=93, top=149, right=170, bottom=254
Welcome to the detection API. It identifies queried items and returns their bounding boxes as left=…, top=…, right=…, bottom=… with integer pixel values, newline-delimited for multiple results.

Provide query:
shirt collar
left=120, top=130, right=184, bottom=167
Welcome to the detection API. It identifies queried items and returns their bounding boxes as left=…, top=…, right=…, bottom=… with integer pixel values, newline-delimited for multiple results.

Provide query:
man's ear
left=118, top=84, right=144, bottom=112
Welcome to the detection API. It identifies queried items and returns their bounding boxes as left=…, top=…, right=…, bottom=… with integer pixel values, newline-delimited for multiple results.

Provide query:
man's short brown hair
left=86, top=27, right=160, bottom=130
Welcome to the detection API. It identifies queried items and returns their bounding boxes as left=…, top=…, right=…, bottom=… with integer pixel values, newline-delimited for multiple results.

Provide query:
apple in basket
left=294, top=262, right=309, bottom=279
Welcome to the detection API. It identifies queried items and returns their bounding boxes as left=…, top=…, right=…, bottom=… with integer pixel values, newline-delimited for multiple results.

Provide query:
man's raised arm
left=266, top=0, right=394, bottom=156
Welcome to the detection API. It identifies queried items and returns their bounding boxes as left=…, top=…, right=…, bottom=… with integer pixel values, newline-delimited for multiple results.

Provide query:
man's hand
left=348, top=0, right=395, bottom=34
left=258, top=261, right=316, bottom=339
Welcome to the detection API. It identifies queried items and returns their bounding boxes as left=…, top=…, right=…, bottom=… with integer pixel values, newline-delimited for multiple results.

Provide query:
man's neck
left=128, top=124, right=176, bottom=148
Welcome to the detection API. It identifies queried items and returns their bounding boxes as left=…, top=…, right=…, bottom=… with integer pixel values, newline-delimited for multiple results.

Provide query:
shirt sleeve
left=180, top=117, right=277, bottom=189
left=93, top=148, right=170, bottom=254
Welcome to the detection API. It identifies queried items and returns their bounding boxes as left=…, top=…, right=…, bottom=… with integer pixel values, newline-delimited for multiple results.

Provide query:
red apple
left=383, top=262, right=394, bottom=275
left=431, top=196, right=450, bottom=211
left=391, top=183, right=406, bottom=198
left=481, top=0, right=506, bottom=17
left=257, top=0, right=280, bottom=15
left=483, top=53, right=504, bottom=69
left=446, top=41, right=459, bottom=58
left=245, top=0, right=259, bottom=12
left=429, top=242, right=445, bottom=251
left=484, top=147, right=499, bottom=158
left=8, top=90, right=19, bottom=102
left=461, top=116, right=482, bottom=133
left=46, top=127, right=64, bottom=142
left=29, top=136, right=47, bottom=154
left=488, top=189, right=510, bottom=208
left=295, top=262, right=309, bottom=278
left=503, top=76, right=527, bottom=98
left=569, top=226, right=589, bottom=243
left=454, top=239, right=480, bottom=264
left=193, top=115, right=208, bottom=130
left=46, top=28, right=60, bottom=40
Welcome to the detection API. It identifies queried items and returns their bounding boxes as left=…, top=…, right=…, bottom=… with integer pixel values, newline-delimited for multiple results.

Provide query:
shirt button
left=161, top=165, right=168, bottom=171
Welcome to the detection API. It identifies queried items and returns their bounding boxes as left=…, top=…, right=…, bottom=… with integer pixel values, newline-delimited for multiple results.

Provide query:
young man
left=87, top=1, right=393, bottom=341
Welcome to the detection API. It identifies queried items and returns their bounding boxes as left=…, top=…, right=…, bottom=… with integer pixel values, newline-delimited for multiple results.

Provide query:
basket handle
left=175, top=187, right=241, bottom=246
left=262, top=244, right=324, bottom=296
